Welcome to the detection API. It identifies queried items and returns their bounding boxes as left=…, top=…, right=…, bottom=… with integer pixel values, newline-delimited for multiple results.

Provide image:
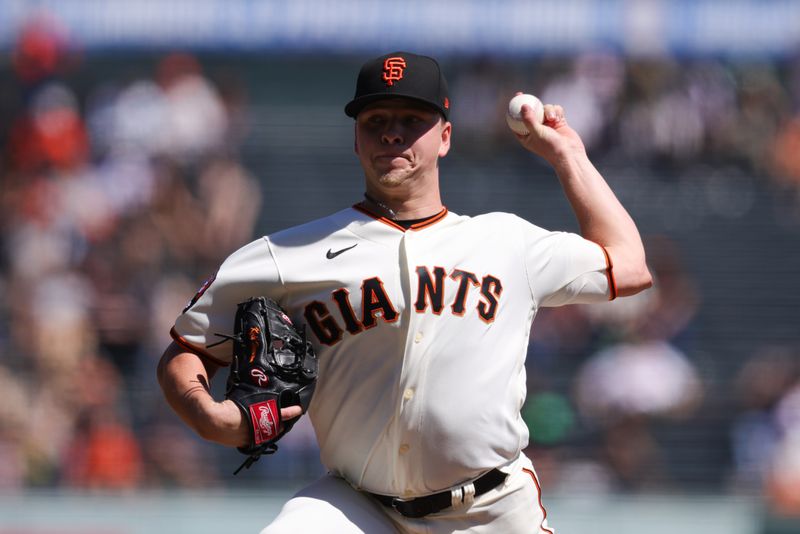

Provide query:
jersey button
left=414, top=332, right=423, bottom=343
left=403, top=388, right=414, bottom=400
left=399, top=444, right=410, bottom=454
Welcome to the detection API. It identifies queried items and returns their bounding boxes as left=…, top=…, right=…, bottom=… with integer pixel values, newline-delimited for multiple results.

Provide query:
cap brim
left=345, top=93, right=448, bottom=119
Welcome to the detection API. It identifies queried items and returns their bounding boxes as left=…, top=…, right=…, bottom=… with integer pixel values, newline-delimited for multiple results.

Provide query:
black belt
left=368, top=468, right=507, bottom=519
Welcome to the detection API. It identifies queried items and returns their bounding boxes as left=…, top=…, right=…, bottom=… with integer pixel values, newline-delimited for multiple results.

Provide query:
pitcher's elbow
left=631, top=265, right=653, bottom=294
left=637, top=267, right=654, bottom=292
left=615, top=265, right=653, bottom=297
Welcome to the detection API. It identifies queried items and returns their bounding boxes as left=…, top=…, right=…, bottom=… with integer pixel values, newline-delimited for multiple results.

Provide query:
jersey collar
left=352, top=203, right=449, bottom=232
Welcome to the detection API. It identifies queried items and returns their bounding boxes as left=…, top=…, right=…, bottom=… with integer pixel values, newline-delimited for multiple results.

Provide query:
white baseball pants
left=260, top=453, right=555, bottom=534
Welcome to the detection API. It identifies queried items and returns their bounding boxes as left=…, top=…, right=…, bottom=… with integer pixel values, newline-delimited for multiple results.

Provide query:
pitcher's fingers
left=281, top=405, right=303, bottom=420
left=543, top=104, right=565, bottom=126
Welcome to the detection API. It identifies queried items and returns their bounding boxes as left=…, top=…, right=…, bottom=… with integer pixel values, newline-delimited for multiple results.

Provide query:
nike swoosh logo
left=326, top=244, right=358, bottom=259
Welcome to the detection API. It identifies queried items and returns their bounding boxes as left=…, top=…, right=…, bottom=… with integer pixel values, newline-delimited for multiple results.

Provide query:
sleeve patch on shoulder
left=182, top=273, right=217, bottom=313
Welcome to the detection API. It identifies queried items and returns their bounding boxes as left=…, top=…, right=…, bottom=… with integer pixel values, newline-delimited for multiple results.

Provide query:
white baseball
left=506, top=93, right=544, bottom=135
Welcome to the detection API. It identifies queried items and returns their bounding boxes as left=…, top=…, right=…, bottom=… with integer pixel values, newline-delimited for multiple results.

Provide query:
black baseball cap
left=344, top=51, right=450, bottom=120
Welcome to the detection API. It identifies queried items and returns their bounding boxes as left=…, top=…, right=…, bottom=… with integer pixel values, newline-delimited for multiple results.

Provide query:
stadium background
left=1, top=1, right=799, bottom=532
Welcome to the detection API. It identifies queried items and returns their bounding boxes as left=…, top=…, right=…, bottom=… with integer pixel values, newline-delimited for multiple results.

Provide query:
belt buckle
left=391, top=496, right=411, bottom=514
left=391, top=497, right=406, bottom=510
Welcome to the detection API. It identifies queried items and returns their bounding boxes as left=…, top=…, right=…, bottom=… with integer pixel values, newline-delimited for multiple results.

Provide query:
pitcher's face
left=354, top=99, right=451, bottom=189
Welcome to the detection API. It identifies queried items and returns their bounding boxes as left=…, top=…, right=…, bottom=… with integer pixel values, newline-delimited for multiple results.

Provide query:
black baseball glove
left=212, top=297, right=317, bottom=474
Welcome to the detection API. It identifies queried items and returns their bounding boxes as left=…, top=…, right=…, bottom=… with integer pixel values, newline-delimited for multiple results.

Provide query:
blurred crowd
left=0, top=18, right=263, bottom=490
left=1, top=17, right=800, bottom=522
left=453, top=51, right=800, bottom=186
left=451, top=51, right=800, bottom=233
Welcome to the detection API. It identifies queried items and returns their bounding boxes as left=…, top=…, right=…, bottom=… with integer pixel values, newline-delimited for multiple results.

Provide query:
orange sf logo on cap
left=382, top=57, right=406, bottom=86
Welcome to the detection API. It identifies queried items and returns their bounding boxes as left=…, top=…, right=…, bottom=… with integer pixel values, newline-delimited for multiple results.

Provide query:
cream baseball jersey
left=171, top=206, right=612, bottom=496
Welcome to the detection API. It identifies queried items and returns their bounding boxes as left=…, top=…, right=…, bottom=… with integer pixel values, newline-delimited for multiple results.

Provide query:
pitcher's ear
left=438, top=121, right=452, bottom=158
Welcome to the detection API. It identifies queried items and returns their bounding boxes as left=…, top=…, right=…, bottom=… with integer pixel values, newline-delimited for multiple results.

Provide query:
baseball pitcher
left=157, top=51, right=652, bottom=533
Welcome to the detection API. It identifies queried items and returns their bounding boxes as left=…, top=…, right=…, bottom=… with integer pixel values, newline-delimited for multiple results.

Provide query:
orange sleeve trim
left=599, top=245, right=618, bottom=301
left=522, top=468, right=555, bottom=534
left=170, top=326, right=230, bottom=367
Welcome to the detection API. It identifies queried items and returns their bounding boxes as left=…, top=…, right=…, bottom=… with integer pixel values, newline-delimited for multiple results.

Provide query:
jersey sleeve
left=171, top=237, right=284, bottom=365
left=518, top=216, right=614, bottom=308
